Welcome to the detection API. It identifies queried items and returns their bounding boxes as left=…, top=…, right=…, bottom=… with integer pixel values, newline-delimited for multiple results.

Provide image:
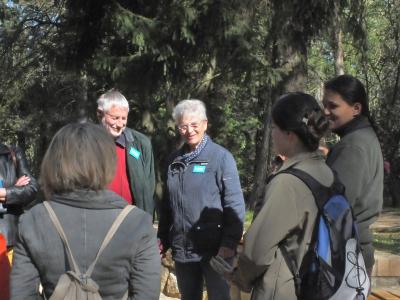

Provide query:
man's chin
left=109, top=130, right=122, bottom=138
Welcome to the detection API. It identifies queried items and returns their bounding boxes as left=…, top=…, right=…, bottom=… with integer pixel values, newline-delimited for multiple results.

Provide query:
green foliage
left=0, top=0, right=399, bottom=207
left=373, top=232, right=400, bottom=255
left=244, top=210, right=254, bottom=231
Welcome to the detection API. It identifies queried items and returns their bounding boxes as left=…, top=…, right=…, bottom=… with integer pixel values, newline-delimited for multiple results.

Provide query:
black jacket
left=0, top=144, right=38, bottom=246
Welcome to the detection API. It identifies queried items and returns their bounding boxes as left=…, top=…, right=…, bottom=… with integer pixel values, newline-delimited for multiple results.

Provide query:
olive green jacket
left=124, top=128, right=155, bottom=217
left=233, top=151, right=333, bottom=300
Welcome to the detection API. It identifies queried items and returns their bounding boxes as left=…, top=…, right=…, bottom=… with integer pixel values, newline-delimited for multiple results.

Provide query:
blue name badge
left=129, top=147, right=141, bottom=160
left=193, top=165, right=206, bottom=173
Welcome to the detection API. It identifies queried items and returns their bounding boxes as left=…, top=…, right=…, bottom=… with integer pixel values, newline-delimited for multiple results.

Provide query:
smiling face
left=322, top=89, right=362, bottom=131
left=177, top=114, right=208, bottom=151
left=99, top=105, right=128, bottom=138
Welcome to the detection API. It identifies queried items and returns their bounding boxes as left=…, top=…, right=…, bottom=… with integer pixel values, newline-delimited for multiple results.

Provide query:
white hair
left=97, top=89, right=130, bottom=112
left=172, top=99, right=208, bottom=122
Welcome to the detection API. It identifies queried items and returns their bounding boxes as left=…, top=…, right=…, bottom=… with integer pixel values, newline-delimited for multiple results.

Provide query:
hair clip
left=302, top=117, right=309, bottom=125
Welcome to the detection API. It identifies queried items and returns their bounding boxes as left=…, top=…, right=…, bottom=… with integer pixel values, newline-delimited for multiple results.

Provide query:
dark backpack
left=276, top=167, right=369, bottom=300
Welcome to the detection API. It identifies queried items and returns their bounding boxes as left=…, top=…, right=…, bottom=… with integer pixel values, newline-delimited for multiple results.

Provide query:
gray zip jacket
left=10, top=190, right=160, bottom=300
left=326, top=116, right=383, bottom=270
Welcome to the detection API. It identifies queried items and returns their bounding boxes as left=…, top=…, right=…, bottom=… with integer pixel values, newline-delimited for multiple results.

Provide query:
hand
left=217, top=246, right=235, bottom=259
left=0, top=188, right=6, bottom=202
left=15, top=175, right=30, bottom=187
left=157, top=238, right=165, bottom=258
left=209, top=255, right=235, bottom=280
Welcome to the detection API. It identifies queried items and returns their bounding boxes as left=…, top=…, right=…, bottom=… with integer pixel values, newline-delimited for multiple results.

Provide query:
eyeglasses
left=104, top=112, right=127, bottom=122
left=177, top=121, right=204, bottom=131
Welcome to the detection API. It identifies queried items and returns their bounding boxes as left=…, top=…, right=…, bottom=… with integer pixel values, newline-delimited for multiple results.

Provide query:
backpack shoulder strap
left=43, top=201, right=81, bottom=274
left=279, top=168, right=332, bottom=210
left=276, top=167, right=332, bottom=297
left=85, top=205, right=135, bottom=276
left=330, top=169, right=346, bottom=196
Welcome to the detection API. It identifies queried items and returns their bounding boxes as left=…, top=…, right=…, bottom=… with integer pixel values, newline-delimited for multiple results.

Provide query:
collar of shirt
left=278, top=150, right=325, bottom=172
left=115, top=132, right=127, bottom=148
left=333, top=115, right=371, bottom=138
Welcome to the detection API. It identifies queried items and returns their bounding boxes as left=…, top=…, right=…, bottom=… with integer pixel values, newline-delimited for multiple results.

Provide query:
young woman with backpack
left=323, top=74, right=384, bottom=276
left=226, top=92, right=332, bottom=299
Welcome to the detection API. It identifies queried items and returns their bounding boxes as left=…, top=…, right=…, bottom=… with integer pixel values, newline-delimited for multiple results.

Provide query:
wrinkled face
left=271, top=122, right=290, bottom=156
left=177, top=114, right=208, bottom=151
left=100, top=106, right=128, bottom=138
left=322, top=90, right=361, bottom=130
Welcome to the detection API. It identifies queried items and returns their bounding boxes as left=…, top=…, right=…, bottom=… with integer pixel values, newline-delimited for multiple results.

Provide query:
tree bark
left=77, top=70, right=88, bottom=122
left=333, top=0, right=345, bottom=75
left=248, top=37, right=307, bottom=209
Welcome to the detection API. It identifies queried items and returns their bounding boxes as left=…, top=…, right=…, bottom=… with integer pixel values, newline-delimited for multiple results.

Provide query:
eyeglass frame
left=177, top=120, right=207, bottom=132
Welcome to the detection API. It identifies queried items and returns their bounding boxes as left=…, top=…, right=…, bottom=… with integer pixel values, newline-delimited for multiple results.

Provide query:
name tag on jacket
left=193, top=165, right=206, bottom=173
left=129, top=147, right=141, bottom=160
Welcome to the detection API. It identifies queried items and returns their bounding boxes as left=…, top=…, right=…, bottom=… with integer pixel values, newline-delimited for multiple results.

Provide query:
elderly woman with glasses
left=158, top=99, right=245, bottom=300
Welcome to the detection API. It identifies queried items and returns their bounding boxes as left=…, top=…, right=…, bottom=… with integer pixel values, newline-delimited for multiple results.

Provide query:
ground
left=372, top=209, right=400, bottom=255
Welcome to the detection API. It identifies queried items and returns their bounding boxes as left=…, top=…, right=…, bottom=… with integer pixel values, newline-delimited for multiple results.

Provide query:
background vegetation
left=0, top=0, right=399, bottom=208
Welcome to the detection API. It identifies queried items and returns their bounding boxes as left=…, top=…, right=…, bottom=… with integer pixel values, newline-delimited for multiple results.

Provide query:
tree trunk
left=78, top=70, right=88, bottom=122
left=333, top=0, right=345, bottom=75
left=248, top=37, right=307, bottom=209
left=249, top=91, right=273, bottom=209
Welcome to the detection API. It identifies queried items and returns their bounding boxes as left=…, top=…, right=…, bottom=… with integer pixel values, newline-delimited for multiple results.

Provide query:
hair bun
left=306, top=110, right=329, bottom=140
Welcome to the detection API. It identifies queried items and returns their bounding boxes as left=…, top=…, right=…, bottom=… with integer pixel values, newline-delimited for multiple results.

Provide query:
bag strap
left=278, top=168, right=333, bottom=210
left=85, top=205, right=134, bottom=276
left=274, top=167, right=331, bottom=297
left=44, top=201, right=81, bottom=274
left=44, top=202, right=134, bottom=277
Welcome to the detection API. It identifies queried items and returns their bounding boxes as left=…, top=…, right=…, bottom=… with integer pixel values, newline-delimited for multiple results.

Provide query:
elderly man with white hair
left=97, top=89, right=155, bottom=216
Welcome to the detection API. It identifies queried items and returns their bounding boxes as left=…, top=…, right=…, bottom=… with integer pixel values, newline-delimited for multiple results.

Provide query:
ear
left=353, top=102, right=362, bottom=116
left=97, top=109, right=104, bottom=121
left=286, top=130, right=295, bottom=139
left=287, top=130, right=301, bottom=146
left=203, top=120, right=208, bottom=131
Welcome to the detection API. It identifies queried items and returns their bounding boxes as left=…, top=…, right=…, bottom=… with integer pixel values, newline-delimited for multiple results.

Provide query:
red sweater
left=107, top=144, right=133, bottom=204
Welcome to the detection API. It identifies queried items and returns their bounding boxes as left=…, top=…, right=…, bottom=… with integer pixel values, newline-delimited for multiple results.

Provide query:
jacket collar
left=50, top=189, right=128, bottom=209
left=174, top=136, right=213, bottom=164
left=123, top=129, right=135, bottom=143
left=277, top=150, right=325, bottom=173
left=333, top=115, right=371, bottom=138
left=115, top=132, right=127, bottom=148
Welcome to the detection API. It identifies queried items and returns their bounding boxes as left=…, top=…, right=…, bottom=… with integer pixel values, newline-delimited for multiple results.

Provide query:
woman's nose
left=186, top=125, right=193, bottom=133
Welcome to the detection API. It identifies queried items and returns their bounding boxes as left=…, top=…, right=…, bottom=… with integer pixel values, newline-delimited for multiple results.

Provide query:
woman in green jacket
left=231, top=92, right=331, bottom=299
left=323, top=74, right=383, bottom=275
